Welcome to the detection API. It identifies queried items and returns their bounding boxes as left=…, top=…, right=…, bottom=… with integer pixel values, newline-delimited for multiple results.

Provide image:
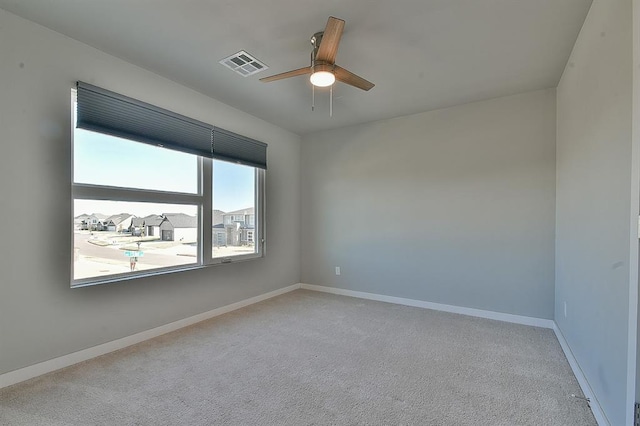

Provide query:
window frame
left=71, top=92, right=265, bottom=288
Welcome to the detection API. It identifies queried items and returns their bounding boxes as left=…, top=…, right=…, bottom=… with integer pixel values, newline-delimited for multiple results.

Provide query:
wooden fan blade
left=260, top=67, right=311, bottom=82
left=334, top=66, right=375, bottom=91
left=316, top=16, right=345, bottom=63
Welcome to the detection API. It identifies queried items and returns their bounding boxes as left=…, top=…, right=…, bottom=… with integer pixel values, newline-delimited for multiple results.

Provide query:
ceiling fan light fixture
left=310, top=70, right=335, bottom=87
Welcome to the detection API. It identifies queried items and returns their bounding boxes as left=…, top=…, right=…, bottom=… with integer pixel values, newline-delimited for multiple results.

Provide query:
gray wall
left=637, top=0, right=640, bottom=411
left=555, top=0, right=633, bottom=424
left=0, top=10, right=301, bottom=375
left=301, top=89, right=557, bottom=319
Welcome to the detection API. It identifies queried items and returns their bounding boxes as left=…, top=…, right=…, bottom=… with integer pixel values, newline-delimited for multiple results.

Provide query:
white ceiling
left=0, top=0, right=592, bottom=135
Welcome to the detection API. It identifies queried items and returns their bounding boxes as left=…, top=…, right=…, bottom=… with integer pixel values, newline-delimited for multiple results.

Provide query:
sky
left=74, top=128, right=255, bottom=217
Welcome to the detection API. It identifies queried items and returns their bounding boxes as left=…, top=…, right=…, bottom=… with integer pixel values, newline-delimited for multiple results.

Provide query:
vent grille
left=219, top=51, right=268, bottom=77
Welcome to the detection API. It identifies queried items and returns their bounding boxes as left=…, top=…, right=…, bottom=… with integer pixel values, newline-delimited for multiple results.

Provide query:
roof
left=213, top=223, right=254, bottom=230
left=143, top=215, right=164, bottom=226
left=226, top=207, right=255, bottom=216
left=104, top=213, right=133, bottom=226
left=131, top=217, right=145, bottom=227
left=132, top=215, right=164, bottom=227
left=162, top=213, right=197, bottom=229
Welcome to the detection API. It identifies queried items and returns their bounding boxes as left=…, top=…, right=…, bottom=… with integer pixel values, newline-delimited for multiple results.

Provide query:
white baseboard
left=552, top=324, right=609, bottom=426
left=0, top=283, right=301, bottom=389
left=300, top=283, right=555, bottom=329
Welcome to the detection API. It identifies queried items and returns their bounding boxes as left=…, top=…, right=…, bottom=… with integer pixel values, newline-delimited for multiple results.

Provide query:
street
left=74, top=232, right=195, bottom=279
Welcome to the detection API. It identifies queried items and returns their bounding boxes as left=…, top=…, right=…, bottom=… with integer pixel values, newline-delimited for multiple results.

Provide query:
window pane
left=212, top=161, right=257, bottom=259
left=73, top=127, right=198, bottom=194
left=73, top=200, right=198, bottom=281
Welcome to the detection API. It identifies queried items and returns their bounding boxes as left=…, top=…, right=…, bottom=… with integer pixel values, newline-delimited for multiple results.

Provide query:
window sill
left=71, top=253, right=263, bottom=288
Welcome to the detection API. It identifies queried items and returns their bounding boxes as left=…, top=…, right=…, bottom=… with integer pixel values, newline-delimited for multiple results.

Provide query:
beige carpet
left=1, top=289, right=595, bottom=425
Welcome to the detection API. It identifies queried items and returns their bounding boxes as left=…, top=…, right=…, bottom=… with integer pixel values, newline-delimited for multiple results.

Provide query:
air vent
left=219, top=51, right=268, bottom=77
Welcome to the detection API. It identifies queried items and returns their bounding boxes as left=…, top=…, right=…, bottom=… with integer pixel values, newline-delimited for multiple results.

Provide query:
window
left=212, top=161, right=257, bottom=259
left=72, top=82, right=266, bottom=287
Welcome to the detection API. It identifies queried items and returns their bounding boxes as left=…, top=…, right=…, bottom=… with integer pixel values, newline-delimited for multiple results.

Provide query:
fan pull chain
left=312, top=84, right=315, bottom=111
left=330, top=84, right=333, bottom=117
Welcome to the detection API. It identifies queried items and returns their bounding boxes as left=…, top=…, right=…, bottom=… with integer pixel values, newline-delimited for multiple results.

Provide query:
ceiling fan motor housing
left=312, top=62, right=334, bottom=73
left=311, top=32, right=331, bottom=71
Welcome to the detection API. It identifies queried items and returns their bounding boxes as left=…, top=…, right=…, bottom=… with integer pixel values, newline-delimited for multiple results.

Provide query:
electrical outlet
left=335, top=266, right=341, bottom=276
left=564, top=301, right=567, bottom=318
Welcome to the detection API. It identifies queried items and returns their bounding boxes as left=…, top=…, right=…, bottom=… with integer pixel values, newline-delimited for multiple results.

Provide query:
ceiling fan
left=260, top=16, right=375, bottom=94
